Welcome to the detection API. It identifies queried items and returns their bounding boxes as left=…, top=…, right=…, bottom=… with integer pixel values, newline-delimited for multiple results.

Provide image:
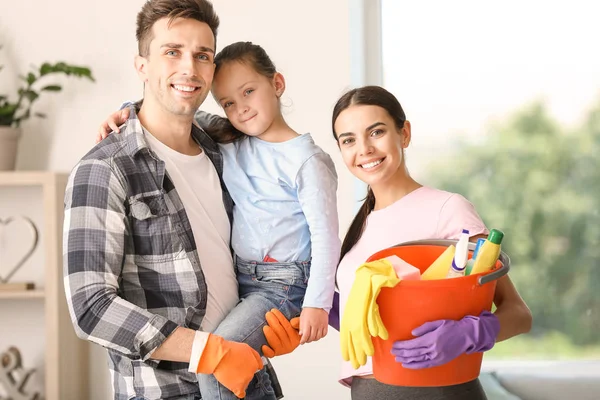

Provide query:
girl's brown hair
left=214, top=41, right=276, bottom=79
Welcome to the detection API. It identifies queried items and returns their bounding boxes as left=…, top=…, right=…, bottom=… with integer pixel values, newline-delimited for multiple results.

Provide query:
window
left=381, top=0, right=600, bottom=360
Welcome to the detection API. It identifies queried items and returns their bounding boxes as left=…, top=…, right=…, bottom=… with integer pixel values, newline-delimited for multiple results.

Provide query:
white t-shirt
left=144, top=130, right=238, bottom=332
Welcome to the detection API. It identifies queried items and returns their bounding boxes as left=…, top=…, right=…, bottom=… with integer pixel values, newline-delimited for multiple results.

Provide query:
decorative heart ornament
left=0, top=216, right=39, bottom=284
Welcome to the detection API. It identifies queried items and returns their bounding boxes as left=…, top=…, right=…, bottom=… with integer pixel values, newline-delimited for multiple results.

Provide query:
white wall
left=0, top=0, right=366, bottom=398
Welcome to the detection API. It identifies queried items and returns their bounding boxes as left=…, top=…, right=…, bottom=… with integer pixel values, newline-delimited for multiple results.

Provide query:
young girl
left=98, top=42, right=340, bottom=400
left=260, top=86, right=533, bottom=400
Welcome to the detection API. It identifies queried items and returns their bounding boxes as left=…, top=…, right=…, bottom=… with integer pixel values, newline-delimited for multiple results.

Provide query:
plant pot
left=0, top=127, right=21, bottom=171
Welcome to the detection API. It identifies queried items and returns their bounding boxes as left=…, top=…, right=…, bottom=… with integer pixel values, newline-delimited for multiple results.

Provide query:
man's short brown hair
left=136, top=0, right=219, bottom=56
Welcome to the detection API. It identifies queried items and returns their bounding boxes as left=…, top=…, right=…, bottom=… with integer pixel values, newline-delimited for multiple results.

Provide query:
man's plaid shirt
left=63, top=107, right=234, bottom=399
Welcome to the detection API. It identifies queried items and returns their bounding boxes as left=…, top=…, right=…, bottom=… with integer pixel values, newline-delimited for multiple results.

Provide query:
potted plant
left=0, top=49, right=95, bottom=170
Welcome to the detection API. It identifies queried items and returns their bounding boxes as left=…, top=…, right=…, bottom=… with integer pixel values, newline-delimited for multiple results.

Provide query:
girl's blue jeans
left=197, top=257, right=309, bottom=400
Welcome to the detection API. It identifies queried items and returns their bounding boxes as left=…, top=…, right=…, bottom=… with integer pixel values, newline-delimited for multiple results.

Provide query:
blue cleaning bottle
left=465, top=238, right=486, bottom=276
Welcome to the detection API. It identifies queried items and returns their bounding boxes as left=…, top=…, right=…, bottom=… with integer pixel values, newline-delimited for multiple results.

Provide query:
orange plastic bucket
left=367, top=239, right=509, bottom=387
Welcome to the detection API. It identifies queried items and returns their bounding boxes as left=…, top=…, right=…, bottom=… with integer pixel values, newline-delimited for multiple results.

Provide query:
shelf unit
left=0, top=290, right=45, bottom=300
left=0, top=171, right=89, bottom=400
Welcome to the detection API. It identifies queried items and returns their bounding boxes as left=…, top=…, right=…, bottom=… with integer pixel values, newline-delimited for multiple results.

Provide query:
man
left=63, top=1, right=285, bottom=399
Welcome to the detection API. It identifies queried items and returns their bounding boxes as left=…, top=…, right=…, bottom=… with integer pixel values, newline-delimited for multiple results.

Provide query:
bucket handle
left=392, top=239, right=510, bottom=285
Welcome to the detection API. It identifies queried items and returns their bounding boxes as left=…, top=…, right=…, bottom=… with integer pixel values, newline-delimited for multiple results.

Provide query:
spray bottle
left=447, top=229, right=470, bottom=278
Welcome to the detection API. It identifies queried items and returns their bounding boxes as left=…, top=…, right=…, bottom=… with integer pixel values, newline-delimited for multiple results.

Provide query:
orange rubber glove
left=261, top=309, right=301, bottom=358
left=196, top=333, right=263, bottom=398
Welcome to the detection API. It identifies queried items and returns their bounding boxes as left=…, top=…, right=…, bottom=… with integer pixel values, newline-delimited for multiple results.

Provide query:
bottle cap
left=488, top=229, right=504, bottom=245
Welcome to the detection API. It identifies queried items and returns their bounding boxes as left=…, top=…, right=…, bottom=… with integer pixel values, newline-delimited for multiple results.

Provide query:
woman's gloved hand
left=391, top=310, right=500, bottom=369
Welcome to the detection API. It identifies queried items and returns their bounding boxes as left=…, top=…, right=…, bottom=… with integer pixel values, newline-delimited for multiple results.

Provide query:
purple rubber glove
left=391, top=310, right=500, bottom=369
left=328, top=291, right=340, bottom=331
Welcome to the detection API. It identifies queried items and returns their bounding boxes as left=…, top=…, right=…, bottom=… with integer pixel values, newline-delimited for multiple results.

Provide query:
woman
left=262, top=85, right=532, bottom=400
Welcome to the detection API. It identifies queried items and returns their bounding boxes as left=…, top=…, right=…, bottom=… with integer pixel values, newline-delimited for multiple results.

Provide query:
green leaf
left=40, top=63, right=53, bottom=76
left=53, top=62, right=69, bottom=74
left=70, top=66, right=94, bottom=81
left=35, top=62, right=95, bottom=81
left=41, top=85, right=62, bottom=92
left=18, top=89, right=38, bottom=102
left=26, top=72, right=36, bottom=85
left=0, top=103, right=18, bottom=117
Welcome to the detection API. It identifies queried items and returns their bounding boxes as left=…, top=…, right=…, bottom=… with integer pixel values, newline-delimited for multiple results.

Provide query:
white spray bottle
left=447, top=229, right=470, bottom=278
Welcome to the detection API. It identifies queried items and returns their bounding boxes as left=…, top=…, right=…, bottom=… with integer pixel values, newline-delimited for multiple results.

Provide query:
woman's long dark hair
left=332, top=86, right=406, bottom=260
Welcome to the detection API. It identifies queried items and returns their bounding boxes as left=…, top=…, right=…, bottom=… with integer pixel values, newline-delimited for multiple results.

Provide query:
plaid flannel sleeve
left=63, top=158, right=178, bottom=361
